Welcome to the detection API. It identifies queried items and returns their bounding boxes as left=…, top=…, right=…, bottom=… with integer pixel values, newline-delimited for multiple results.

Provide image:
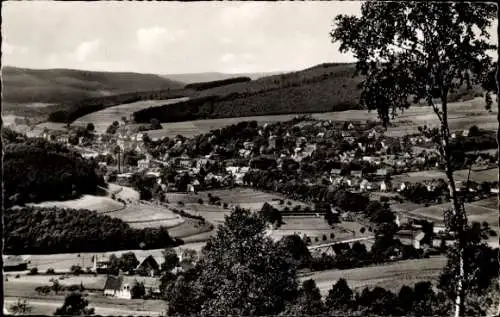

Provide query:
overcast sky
left=2, top=1, right=497, bottom=75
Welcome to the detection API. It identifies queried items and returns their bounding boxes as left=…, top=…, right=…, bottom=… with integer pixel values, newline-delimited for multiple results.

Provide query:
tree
left=86, top=123, right=95, bottom=132
left=325, top=278, right=354, bottom=313
left=150, top=118, right=162, bottom=130
left=54, top=292, right=95, bottom=316
left=284, top=279, right=325, bottom=316
left=131, top=281, right=146, bottom=299
left=120, top=252, right=139, bottom=274
left=332, top=4, right=496, bottom=316
left=397, top=285, right=415, bottom=315
left=50, top=278, right=63, bottom=295
left=164, top=208, right=298, bottom=316
left=278, top=234, right=312, bottom=269
left=8, top=298, right=32, bottom=315
left=161, top=249, right=180, bottom=273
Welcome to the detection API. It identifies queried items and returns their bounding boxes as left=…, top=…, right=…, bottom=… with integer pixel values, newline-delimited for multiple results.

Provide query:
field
left=393, top=167, right=498, bottom=184
left=129, top=97, right=496, bottom=139
left=72, top=97, right=189, bottom=134
left=11, top=241, right=207, bottom=274
left=305, top=256, right=447, bottom=295
left=28, top=195, right=123, bottom=213
left=105, top=202, right=185, bottom=229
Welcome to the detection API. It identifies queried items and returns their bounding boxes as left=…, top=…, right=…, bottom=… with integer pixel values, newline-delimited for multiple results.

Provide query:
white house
left=137, top=159, right=150, bottom=170
left=103, top=275, right=132, bottom=299
left=360, top=179, right=372, bottom=192
left=380, top=181, right=388, bottom=192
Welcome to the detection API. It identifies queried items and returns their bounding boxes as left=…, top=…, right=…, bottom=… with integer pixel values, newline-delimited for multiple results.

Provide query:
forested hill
left=2, top=128, right=106, bottom=207
left=2, top=66, right=183, bottom=104
left=133, top=63, right=365, bottom=123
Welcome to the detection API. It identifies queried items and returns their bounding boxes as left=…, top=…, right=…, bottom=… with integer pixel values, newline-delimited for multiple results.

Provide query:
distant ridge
left=163, top=71, right=285, bottom=84
left=1, top=66, right=184, bottom=104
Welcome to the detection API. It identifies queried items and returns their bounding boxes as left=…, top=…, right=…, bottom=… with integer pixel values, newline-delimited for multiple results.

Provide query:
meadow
left=392, top=167, right=498, bottom=184
left=305, top=256, right=447, bottom=295
left=72, top=97, right=189, bottom=134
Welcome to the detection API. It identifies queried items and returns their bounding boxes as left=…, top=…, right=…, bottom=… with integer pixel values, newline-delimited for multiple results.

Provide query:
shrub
left=330, top=233, right=335, bottom=239
left=178, top=201, right=185, bottom=207
left=46, top=268, right=56, bottom=274
left=28, top=267, right=38, bottom=275
left=197, top=198, right=204, bottom=204
left=15, top=274, right=20, bottom=279
left=70, top=265, right=83, bottom=276
left=322, top=234, right=327, bottom=241
left=223, top=202, right=228, bottom=209
left=314, top=237, right=319, bottom=242
left=287, top=201, right=292, bottom=206
left=360, top=227, right=366, bottom=234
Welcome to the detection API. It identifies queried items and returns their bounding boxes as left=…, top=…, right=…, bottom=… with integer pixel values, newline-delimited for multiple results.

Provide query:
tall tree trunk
left=438, top=97, right=466, bottom=317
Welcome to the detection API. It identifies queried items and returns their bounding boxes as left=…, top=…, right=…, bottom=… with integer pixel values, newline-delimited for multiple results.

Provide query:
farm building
left=135, top=255, right=160, bottom=277
left=103, top=275, right=132, bottom=299
left=3, top=255, right=29, bottom=271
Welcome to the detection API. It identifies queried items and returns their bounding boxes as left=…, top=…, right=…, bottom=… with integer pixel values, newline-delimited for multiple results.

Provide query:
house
left=350, top=170, right=363, bottom=178
left=361, top=179, right=374, bottom=192
left=243, top=141, right=254, bottom=150
left=380, top=180, right=388, bottom=192
left=176, top=155, right=192, bottom=169
left=103, top=275, right=132, bottom=299
left=330, top=168, right=342, bottom=176
left=398, top=181, right=409, bottom=192
left=135, top=255, right=160, bottom=277
left=3, top=255, right=29, bottom=272
left=137, top=158, right=150, bottom=170
left=93, top=255, right=111, bottom=274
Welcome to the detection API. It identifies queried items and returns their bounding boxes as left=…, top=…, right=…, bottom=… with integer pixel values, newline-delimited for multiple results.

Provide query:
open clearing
left=10, top=241, right=207, bottom=273
left=28, top=195, right=123, bottom=213
left=106, top=202, right=185, bottom=228
left=305, top=256, right=447, bottom=296
left=123, top=97, right=496, bottom=139
left=393, top=167, right=498, bottom=184
left=72, top=97, right=189, bottom=134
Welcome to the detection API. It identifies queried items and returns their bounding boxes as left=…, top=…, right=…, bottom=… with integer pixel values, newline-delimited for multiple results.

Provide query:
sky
left=2, top=1, right=497, bottom=75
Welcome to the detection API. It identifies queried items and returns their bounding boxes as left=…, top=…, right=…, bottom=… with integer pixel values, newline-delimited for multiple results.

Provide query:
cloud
left=219, top=3, right=265, bottom=26
left=136, top=26, right=185, bottom=53
left=220, top=52, right=255, bottom=64
left=2, top=41, right=28, bottom=55
left=70, top=39, right=101, bottom=62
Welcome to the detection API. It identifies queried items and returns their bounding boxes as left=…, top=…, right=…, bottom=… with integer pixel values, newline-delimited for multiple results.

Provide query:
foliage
left=185, top=77, right=252, bottom=90
left=161, top=249, right=180, bottom=273
left=164, top=208, right=298, bottom=316
left=3, top=135, right=105, bottom=207
left=4, top=206, right=180, bottom=254
left=131, top=281, right=146, bottom=299
left=277, top=234, right=312, bottom=269
left=54, top=292, right=95, bottom=316
left=259, top=202, right=283, bottom=227
left=119, top=252, right=140, bottom=274
left=8, top=298, right=32, bottom=315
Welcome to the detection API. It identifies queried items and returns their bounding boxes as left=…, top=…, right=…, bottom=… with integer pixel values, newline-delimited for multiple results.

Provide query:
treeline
left=47, top=88, right=190, bottom=123
left=4, top=207, right=182, bottom=254
left=3, top=132, right=106, bottom=207
left=185, top=77, right=251, bottom=90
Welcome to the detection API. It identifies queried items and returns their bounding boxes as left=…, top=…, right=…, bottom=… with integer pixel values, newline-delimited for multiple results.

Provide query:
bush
left=70, top=265, right=84, bottom=276
left=15, top=274, right=20, bottom=279
left=489, top=230, right=498, bottom=237
left=178, top=201, right=185, bottom=207
left=197, top=198, right=204, bottom=204
left=330, top=233, right=335, bottom=239
left=322, top=234, right=327, bottom=241
left=314, top=237, right=319, bottom=242
left=28, top=267, right=38, bottom=275
left=46, top=268, right=56, bottom=275
left=223, top=202, right=228, bottom=209
left=360, top=227, right=366, bottom=234
left=287, top=201, right=292, bottom=206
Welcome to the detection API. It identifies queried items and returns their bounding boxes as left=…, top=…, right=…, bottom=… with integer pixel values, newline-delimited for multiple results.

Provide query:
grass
left=72, top=97, right=189, bottom=134
left=107, top=203, right=184, bottom=228
left=393, top=167, right=498, bottom=184
left=29, top=195, right=123, bottom=213
left=305, top=256, right=447, bottom=295
left=132, top=97, right=496, bottom=140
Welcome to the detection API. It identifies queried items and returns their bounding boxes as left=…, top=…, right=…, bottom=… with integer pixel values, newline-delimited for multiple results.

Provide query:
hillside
left=164, top=71, right=283, bottom=84
left=2, top=128, right=106, bottom=207
left=1, top=66, right=183, bottom=104
left=134, top=63, right=364, bottom=123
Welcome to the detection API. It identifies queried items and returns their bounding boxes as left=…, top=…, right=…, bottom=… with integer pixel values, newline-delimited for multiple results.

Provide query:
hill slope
left=134, top=63, right=365, bottom=123
left=2, top=66, right=183, bottom=104
left=164, top=71, right=284, bottom=84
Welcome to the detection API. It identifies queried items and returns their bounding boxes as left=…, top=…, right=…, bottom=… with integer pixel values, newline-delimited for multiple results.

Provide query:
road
left=4, top=297, right=164, bottom=316
left=308, top=236, right=375, bottom=250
